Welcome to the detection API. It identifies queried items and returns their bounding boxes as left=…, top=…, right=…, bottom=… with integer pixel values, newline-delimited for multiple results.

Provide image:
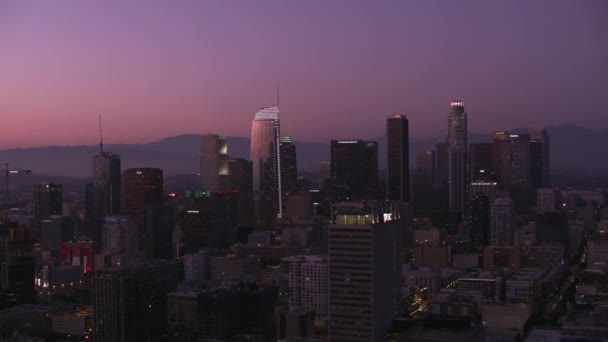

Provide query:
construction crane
left=2, top=163, right=32, bottom=220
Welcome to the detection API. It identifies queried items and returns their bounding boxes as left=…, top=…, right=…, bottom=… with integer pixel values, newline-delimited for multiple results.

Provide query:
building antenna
left=276, top=83, right=280, bottom=109
left=99, top=114, right=104, bottom=153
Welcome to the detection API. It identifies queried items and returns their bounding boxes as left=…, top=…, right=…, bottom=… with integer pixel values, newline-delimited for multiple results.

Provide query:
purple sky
left=0, top=0, right=606, bottom=148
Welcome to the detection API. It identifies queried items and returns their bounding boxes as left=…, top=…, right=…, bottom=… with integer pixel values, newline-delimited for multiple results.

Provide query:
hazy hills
left=0, top=125, right=606, bottom=180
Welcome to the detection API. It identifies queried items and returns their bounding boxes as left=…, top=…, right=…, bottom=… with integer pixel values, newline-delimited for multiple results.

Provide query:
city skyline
left=1, top=0, right=607, bottom=148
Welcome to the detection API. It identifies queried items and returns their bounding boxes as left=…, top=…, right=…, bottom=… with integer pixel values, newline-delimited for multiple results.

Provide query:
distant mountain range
left=0, top=125, right=606, bottom=179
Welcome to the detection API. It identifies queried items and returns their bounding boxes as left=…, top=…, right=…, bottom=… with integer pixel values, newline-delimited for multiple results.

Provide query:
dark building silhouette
left=469, top=193, right=490, bottom=248
left=229, top=158, right=254, bottom=227
left=387, top=114, right=410, bottom=202
left=330, top=140, right=378, bottom=199
left=414, top=150, right=435, bottom=210
left=529, top=129, right=550, bottom=190
left=93, top=259, right=180, bottom=342
left=122, top=168, right=164, bottom=219
left=34, top=183, right=62, bottom=221
left=469, top=143, right=494, bottom=181
left=280, top=136, right=298, bottom=194
left=92, top=152, right=121, bottom=218
left=178, top=190, right=238, bottom=253
left=91, top=152, right=121, bottom=251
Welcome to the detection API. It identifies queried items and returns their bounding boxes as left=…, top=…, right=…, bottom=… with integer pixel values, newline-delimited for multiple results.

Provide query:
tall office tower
left=101, top=216, right=138, bottom=254
left=40, top=216, right=74, bottom=252
left=386, top=115, right=410, bottom=202
left=122, top=168, right=163, bottom=219
left=140, top=205, right=174, bottom=259
left=469, top=181, right=498, bottom=209
left=330, top=140, right=379, bottom=199
left=447, top=101, right=468, bottom=215
left=199, top=134, right=229, bottom=191
left=34, top=183, right=63, bottom=239
left=250, top=106, right=282, bottom=220
left=93, top=259, right=180, bottom=342
left=93, top=152, right=121, bottom=218
left=469, top=193, right=490, bottom=248
left=413, top=150, right=435, bottom=209
left=529, top=129, right=550, bottom=189
left=229, top=158, right=254, bottom=227
left=536, top=188, right=558, bottom=214
left=34, top=183, right=62, bottom=222
left=492, top=131, right=512, bottom=186
left=280, top=136, right=298, bottom=193
left=469, top=143, right=494, bottom=181
left=490, top=198, right=515, bottom=246
left=436, top=138, right=449, bottom=186
left=319, top=161, right=331, bottom=189
left=284, top=255, right=328, bottom=317
left=328, top=202, right=401, bottom=342
left=509, top=133, right=532, bottom=210
left=92, top=152, right=121, bottom=249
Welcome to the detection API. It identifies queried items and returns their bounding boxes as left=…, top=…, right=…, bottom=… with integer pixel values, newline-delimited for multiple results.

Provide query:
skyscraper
left=199, top=134, right=229, bottom=191
left=469, top=143, right=494, bottom=181
left=447, top=101, right=468, bottom=215
left=529, top=129, right=550, bottom=190
left=34, top=183, right=62, bottom=220
left=414, top=150, right=435, bottom=210
left=250, top=106, right=282, bottom=219
left=228, top=158, right=254, bottom=227
left=122, top=168, right=164, bottom=219
left=490, top=198, right=514, bottom=246
left=92, top=152, right=121, bottom=250
left=93, top=152, right=121, bottom=218
left=330, top=140, right=378, bottom=199
left=328, top=202, right=400, bottom=342
left=386, top=114, right=409, bottom=202
left=280, top=136, right=298, bottom=194
left=509, top=133, right=532, bottom=211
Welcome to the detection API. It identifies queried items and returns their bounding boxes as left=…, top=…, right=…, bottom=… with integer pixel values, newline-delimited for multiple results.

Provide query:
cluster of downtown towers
left=88, top=100, right=550, bottom=250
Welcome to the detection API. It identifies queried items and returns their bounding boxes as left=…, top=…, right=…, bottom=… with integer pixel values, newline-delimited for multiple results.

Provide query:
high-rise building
left=122, top=168, right=163, bottom=220
left=199, top=134, right=229, bottom=191
left=469, top=143, right=494, bottom=181
left=436, top=138, right=449, bottom=186
left=328, top=202, right=401, bottom=342
left=319, top=161, right=331, bottom=189
left=34, top=183, right=62, bottom=223
left=469, top=193, right=490, bottom=248
left=387, top=115, right=409, bottom=202
left=284, top=255, right=328, bottom=317
left=40, top=216, right=74, bottom=253
left=93, top=259, right=180, bottom=342
left=529, top=129, right=550, bottom=190
left=414, top=150, right=435, bottom=209
left=101, top=216, right=138, bottom=254
left=250, top=106, right=282, bottom=220
left=492, top=131, right=512, bottom=186
left=92, top=152, right=121, bottom=218
left=330, top=140, right=378, bottom=199
left=536, top=188, right=558, bottom=214
left=280, top=136, right=298, bottom=194
left=508, top=133, right=532, bottom=210
left=447, top=101, right=468, bottom=215
left=228, top=158, right=254, bottom=227
left=490, top=198, right=515, bottom=246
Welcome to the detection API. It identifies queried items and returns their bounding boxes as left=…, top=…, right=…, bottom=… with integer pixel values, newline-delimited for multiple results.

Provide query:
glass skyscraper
left=250, top=106, right=282, bottom=219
